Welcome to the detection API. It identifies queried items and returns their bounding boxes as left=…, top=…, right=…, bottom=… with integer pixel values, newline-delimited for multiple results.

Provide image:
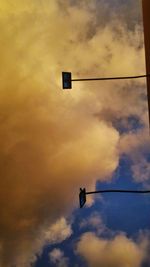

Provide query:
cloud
left=79, top=212, right=106, bottom=235
left=0, top=0, right=148, bottom=266
left=63, top=0, right=142, bottom=31
left=43, top=217, right=72, bottom=244
left=49, top=248, right=69, bottom=267
left=132, top=157, right=150, bottom=183
left=76, top=232, right=147, bottom=267
left=119, top=129, right=150, bottom=184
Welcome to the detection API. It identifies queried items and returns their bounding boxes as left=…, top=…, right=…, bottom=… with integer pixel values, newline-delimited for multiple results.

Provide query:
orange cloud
left=0, top=0, right=148, bottom=266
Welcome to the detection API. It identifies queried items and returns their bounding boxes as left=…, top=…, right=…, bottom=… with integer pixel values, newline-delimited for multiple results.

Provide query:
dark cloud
left=62, top=0, right=142, bottom=30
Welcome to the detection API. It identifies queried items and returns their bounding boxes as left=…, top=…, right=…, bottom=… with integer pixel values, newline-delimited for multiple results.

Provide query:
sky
left=0, top=0, right=150, bottom=266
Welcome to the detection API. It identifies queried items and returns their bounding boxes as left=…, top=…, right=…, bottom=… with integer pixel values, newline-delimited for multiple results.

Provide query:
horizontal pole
left=72, top=74, right=150, bottom=82
left=86, top=189, right=150, bottom=195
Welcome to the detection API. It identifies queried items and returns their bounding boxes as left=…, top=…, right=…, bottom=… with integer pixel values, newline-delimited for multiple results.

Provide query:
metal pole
left=86, top=189, right=150, bottom=194
left=72, top=74, right=150, bottom=82
left=142, top=0, right=150, bottom=126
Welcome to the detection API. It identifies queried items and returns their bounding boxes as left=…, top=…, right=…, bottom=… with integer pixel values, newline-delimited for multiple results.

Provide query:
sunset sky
left=0, top=0, right=150, bottom=267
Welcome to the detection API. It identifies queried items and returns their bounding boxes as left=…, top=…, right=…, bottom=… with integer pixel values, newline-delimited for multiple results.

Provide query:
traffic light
left=79, top=188, right=86, bottom=208
left=62, top=72, right=72, bottom=89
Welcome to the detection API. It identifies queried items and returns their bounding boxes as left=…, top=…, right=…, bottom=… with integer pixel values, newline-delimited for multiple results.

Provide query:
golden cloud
left=0, top=0, right=148, bottom=266
left=76, top=232, right=147, bottom=267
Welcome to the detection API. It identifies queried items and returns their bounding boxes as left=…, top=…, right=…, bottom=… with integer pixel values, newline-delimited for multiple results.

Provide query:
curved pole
left=72, top=74, right=150, bottom=82
left=86, top=189, right=150, bottom=194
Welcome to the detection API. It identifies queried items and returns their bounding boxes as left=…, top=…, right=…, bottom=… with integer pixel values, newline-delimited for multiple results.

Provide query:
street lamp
left=62, top=72, right=149, bottom=90
left=79, top=187, right=150, bottom=208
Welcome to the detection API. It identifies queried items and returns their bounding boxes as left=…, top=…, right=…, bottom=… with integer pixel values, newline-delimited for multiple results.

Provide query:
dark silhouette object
left=142, top=0, right=150, bottom=126
left=62, top=72, right=150, bottom=89
left=79, top=188, right=86, bottom=208
left=79, top=188, right=150, bottom=208
left=72, top=74, right=150, bottom=82
left=62, top=72, right=72, bottom=89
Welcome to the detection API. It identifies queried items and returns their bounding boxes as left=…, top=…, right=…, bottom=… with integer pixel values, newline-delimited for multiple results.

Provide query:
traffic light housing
left=62, top=72, right=72, bottom=89
left=79, top=188, right=86, bottom=208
